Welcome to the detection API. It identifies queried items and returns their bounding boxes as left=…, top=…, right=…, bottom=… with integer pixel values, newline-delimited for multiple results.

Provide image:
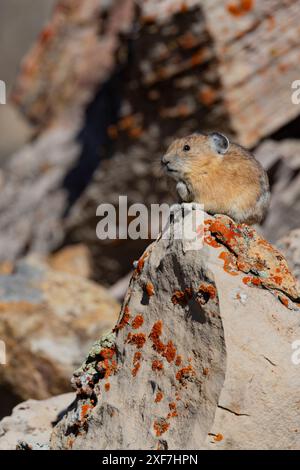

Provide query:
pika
left=161, top=132, right=270, bottom=225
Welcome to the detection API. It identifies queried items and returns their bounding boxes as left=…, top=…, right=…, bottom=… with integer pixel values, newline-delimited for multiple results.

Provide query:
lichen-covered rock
left=50, top=208, right=300, bottom=450
left=0, top=256, right=120, bottom=401
left=0, top=393, right=74, bottom=450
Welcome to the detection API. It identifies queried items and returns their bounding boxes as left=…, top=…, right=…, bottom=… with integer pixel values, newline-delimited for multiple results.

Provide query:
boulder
left=0, top=393, right=74, bottom=450
left=0, top=256, right=119, bottom=401
left=47, top=208, right=300, bottom=450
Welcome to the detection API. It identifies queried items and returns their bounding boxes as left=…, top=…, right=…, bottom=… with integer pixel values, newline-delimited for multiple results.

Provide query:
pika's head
left=161, top=132, right=230, bottom=181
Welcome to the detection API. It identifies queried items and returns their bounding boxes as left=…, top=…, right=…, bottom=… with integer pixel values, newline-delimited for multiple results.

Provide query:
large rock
left=0, top=256, right=119, bottom=401
left=14, top=0, right=300, bottom=146
left=47, top=208, right=300, bottom=450
left=2, top=0, right=300, bottom=285
left=0, top=393, right=74, bottom=450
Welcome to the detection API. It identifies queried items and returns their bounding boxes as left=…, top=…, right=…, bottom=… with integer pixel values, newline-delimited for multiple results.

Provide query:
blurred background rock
left=0, top=0, right=300, bottom=418
left=0, top=0, right=56, bottom=162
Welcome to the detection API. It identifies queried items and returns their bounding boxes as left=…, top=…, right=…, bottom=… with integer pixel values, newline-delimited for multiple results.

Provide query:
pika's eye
left=183, top=144, right=190, bottom=152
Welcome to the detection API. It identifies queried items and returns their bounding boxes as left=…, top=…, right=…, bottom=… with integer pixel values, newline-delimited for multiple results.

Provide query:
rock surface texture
left=0, top=257, right=119, bottom=401
left=47, top=209, right=300, bottom=450
left=0, top=393, right=74, bottom=450
left=278, top=228, right=300, bottom=283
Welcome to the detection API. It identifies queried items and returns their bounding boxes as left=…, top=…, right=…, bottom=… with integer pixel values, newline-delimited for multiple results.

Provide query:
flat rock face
left=0, top=393, right=74, bottom=450
left=49, top=209, right=300, bottom=450
left=0, top=256, right=120, bottom=401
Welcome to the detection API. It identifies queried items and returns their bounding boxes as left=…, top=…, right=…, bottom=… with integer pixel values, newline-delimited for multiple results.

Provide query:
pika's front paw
left=176, top=181, right=190, bottom=201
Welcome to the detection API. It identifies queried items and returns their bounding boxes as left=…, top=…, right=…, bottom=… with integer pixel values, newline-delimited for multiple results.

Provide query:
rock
left=2, top=0, right=299, bottom=286
left=0, top=393, right=74, bottom=450
left=49, top=208, right=300, bottom=450
left=12, top=0, right=134, bottom=126
left=14, top=0, right=300, bottom=146
left=277, top=228, right=300, bottom=283
left=48, top=244, right=92, bottom=279
left=256, top=139, right=300, bottom=243
left=0, top=256, right=120, bottom=401
left=0, top=126, right=81, bottom=261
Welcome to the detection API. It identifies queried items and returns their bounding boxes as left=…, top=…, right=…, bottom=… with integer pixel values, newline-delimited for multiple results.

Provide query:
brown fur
left=162, top=133, right=270, bottom=224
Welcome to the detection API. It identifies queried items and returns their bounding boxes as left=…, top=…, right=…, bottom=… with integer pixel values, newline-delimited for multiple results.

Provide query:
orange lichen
left=210, top=219, right=241, bottom=246
left=198, top=283, right=217, bottom=300
left=104, top=383, right=110, bottom=392
left=149, top=320, right=165, bottom=354
left=204, top=234, right=221, bottom=248
left=145, top=282, right=155, bottom=297
left=242, top=276, right=261, bottom=287
left=80, top=403, right=93, bottom=421
left=131, top=314, right=144, bottom=329
left=133, top=351, right=142, bottom=364
left=203, top=367, right=209, bottom=376
left=172, top=290, right=186, bottom=306
left=153, top=419, right=170, bottom=437
left=129, top=127, right=143, bottom=139
left=135, top=251, right=149, bottom=275
left=190, top=49, right=205, bottom=67
left=176, top=365, right=196, bottom=385
left=99, top=348, right=115, bottom=360
left=279, top=295, right=289, bottom=308
left=149, top=321, right=177, bottom=363
left=167, top=402, right=178, bottom=419
left=198, top=87, right=218, bottom=106
left=102, top=358, right=117, bottom=379
left=113, top=306, right=130, bottom=332
left=171, top=288, right=193, bottom=306
left=39, top=27, right=55, bottom=45
left=132, top=362, right=141, bottom=377
left=180, top=2, right=188, bottom=13
left=155, top=391, right=164, bottom=403
left=272, top=275, right=283, bottom=286
left=119, top=115, right=135, bottom=131
left=107, top=125, right=118, bottom=139
left=219, top=252, right=239, bottom=276
left=175, top=355, right=182, bottom=367
left=127, top=333, right=146, bottom=349
left=163, top=341, right=176, bottom=363
left=214, top=433, right=224, bottom=442
left=152, top=360, right=164, bottom=372
left=267, top=15, right=276, bottom=31
left=227, top=0, right=254, bottom=16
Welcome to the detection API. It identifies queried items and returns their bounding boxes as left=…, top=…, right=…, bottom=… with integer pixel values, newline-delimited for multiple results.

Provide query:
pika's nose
left=161, top=155, right=170, bottom=166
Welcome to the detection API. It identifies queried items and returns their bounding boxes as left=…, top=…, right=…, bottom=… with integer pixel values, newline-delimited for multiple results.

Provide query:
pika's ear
left=209, top=132, right=230, bottom=155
